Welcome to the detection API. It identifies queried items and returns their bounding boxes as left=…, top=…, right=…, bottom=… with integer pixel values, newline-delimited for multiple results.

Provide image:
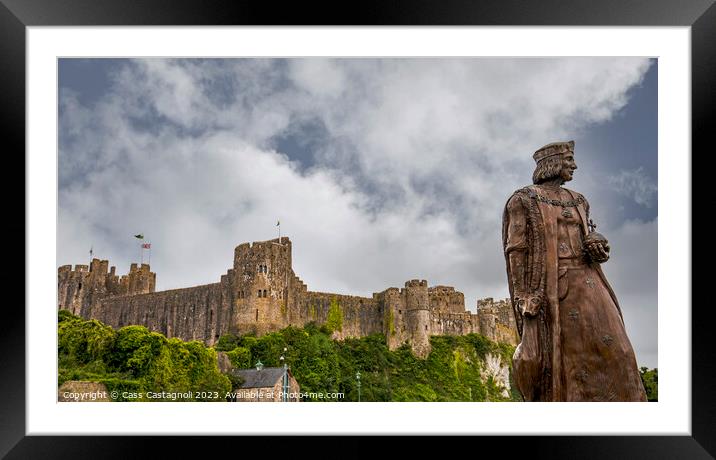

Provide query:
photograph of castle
left=57, top=57, right=657, bottom=402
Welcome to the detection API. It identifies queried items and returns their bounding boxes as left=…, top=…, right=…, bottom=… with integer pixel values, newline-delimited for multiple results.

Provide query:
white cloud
left=58, top=57, right=655, bottom=333
left=608, top=166, right=658, bottom=207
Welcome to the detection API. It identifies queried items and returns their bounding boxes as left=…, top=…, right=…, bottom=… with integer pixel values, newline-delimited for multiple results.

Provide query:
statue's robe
left=503, top=185, right=647, bottom=401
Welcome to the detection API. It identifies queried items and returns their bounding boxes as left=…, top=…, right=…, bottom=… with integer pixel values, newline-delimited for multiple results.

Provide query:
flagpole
left=134, top=234, right=144, bottom=264
left=148, top=244, right=151, bottom=266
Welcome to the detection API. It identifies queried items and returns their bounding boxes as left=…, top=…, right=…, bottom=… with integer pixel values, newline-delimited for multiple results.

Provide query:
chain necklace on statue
left=523, top=186, right=584, bottom=218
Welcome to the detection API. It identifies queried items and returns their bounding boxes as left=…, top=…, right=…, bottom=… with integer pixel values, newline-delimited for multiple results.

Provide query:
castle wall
left=428, top=286, right=465, bottom=314
left=58, top=237, right=520, bottom=355
left=58, top=259, right=155, bottom=319
left=376, top=288, right=405, bottom=351
left=475, top=298, right=519, bottom=346
left=296, top=291, right=382, bottom=339
left=93, top=282, right=230, bottom=345
left=429, top=312, right=478, bottom=336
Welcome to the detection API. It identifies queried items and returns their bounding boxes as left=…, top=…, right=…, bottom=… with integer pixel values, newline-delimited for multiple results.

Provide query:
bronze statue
left=502, top=141, right=647, bottom=401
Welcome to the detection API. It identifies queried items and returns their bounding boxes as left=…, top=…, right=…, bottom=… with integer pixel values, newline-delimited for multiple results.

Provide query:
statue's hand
left=516, top=294, right=543, bottom=318
left=585, top=240, right=610, bottom=263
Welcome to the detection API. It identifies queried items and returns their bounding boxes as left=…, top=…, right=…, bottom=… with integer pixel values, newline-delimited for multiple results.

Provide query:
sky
left=58, top=58, right=658, bottom=368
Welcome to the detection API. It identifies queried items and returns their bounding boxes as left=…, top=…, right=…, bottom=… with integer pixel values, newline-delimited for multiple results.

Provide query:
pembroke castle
left=58, top=237, right=518, bottom=357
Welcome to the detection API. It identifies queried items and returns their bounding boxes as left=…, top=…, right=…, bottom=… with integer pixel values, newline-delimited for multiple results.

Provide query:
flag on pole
left=134, top=234, right=144, bottom=239
left=141, top=243, right=151, bottom=249
left=276, top=220, right=280, bottom=226
left=89, top=246, right=93, bottom=257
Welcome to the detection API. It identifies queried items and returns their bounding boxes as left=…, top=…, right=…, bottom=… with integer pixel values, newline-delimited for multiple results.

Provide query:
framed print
left=7, top=0, right=713, bottom=456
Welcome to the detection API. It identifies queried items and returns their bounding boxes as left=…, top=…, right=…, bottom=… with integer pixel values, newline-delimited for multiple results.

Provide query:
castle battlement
left=428, top=285, right=455, bottom=293
left=58, top=258, right=156, bottom=318
left=58, top=236, right=518, bottom=357
left=405, top=279, right=428, bottom=288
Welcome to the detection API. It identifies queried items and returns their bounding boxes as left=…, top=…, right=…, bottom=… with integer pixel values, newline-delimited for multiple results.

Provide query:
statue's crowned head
left=532, top=140, right=576, bottom=184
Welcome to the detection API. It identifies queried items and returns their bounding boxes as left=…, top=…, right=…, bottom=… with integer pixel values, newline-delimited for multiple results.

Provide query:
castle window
left=78, top=283, right=82, bottom=291
left=256, top=309, right=259, bottom=321
left=263, top=289, right=267, bottom=297
left=258, top=290, right=262, bottom=297
left=398, top=309, right=401, bottom=314
left=425, top=325, right=428, bottom=331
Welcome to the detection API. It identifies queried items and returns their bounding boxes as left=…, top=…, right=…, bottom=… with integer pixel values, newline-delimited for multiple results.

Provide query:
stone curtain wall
left=93, top=282, right=231, bottom=344
left=429, top=312, right=478, bottom=336
left=297, top=291, right=383, bottom=339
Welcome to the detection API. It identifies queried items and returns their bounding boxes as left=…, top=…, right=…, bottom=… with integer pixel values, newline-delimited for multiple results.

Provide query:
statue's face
left=560, top=151, right=577, bottom=182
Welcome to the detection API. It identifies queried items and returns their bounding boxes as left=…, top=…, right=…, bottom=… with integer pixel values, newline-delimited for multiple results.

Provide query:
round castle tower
left=231, top=237, right=293, bottom=335
left=404, top=279, right=431, bottom=358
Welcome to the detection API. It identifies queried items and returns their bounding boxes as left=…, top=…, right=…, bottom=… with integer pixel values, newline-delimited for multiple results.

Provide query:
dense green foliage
left=59, top=310, right=519, bottom=402
left=58, top=310, right=230, bottom=401
left=639, top=367, right=658, bottom=402
left=218, top=322, right=518, bottom=402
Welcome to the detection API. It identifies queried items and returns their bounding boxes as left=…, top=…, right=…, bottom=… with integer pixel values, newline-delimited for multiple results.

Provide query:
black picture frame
left=5, top=0, right=711, bottom=457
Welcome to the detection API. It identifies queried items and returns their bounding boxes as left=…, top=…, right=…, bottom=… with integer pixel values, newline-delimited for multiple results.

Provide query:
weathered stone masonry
left=58, top=237, right=518, bottom=357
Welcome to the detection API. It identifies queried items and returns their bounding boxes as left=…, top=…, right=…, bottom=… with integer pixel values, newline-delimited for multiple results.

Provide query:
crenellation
left=428, top=285, right=465, bottom=314
left=475, top=297, right=519, bottom=345
left=59, top=236, right=519, bottom=356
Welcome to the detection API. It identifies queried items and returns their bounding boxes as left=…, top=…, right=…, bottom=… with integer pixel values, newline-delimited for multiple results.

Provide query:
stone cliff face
left=58, top=237, right=519, bottom=356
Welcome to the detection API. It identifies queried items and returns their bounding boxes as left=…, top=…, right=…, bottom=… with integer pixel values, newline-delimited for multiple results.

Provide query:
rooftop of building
left=231, top=366, right=293, bottom=389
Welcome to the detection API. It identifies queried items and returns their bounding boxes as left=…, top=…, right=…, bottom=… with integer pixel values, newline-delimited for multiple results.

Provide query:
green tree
left=215, top=333, right=241, bottom=352
left=639, top=367, right=658, bottom=402
left=226, top=346, right=251, bottom=368
left=58, top=312, right=230, bottom=401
